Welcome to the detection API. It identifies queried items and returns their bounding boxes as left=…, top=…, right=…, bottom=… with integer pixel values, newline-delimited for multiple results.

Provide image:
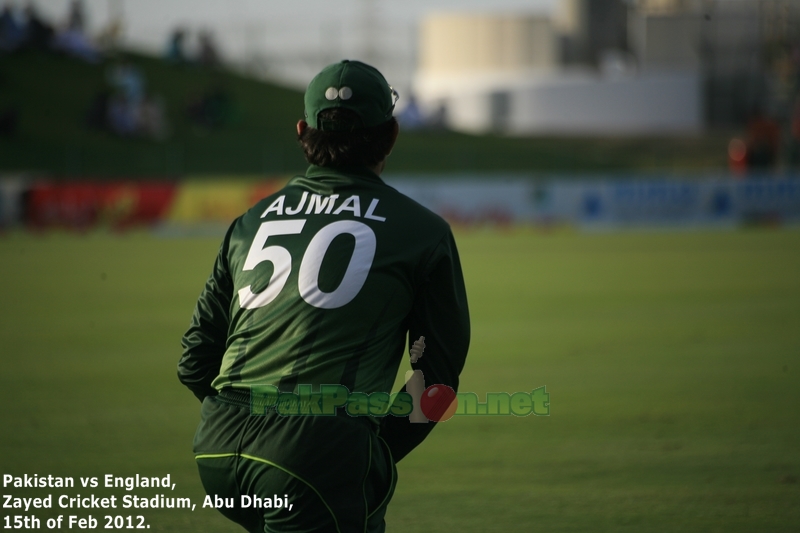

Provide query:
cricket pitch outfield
left=0, top=228, right=798, bottom=532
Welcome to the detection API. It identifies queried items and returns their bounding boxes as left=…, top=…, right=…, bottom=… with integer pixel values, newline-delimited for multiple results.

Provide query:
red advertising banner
left=26, top=182, right=177, bottom=230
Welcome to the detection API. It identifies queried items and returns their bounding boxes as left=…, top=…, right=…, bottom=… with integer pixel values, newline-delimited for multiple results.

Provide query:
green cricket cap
left=304, top=60, right=397, bottom=131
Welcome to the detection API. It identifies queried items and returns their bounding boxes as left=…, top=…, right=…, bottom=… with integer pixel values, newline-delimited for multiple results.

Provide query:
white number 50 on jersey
left=238, top=219, right=376, bottom=310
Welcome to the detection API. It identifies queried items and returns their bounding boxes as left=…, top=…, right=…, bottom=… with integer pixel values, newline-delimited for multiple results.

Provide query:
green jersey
left=179, top=165, right=470, bottom=460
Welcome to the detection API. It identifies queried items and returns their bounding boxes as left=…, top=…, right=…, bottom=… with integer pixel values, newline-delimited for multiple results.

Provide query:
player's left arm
left=178, top=225, right=235, bottom=402
left=380, top=230, right=471, bottom=461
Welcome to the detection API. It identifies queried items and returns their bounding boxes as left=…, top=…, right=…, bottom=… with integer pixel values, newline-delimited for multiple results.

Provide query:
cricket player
left=178, top=60, right=470, bottom=533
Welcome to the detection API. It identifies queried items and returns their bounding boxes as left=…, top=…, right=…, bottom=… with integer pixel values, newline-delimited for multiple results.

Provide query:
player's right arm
left=178, top=223, right=235, bottom=401
left=380, top=229, right=471, bottom=461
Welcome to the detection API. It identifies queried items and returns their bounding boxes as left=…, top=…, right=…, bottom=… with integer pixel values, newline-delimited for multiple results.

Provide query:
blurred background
left=1, top=1, right=799, bottom=532
left=1, top=0, right=799, bottom=229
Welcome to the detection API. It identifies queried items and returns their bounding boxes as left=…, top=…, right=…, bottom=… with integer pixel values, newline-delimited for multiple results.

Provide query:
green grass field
left=1, top=228, right=799, bottom=532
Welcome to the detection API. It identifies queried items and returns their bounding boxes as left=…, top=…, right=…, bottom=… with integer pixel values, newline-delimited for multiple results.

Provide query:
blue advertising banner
left=388, top=175, right=800, bottom=229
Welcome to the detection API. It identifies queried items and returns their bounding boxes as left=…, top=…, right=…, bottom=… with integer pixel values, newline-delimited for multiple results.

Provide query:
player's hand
left=410, top=336, right=425, bottom=363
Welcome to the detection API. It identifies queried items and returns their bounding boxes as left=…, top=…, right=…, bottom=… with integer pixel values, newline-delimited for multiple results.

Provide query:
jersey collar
left=303, top=165, right=385, bottom=185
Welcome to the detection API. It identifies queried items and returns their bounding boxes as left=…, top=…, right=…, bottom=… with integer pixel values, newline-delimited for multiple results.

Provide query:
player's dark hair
left=297, top=108, right=396, bottom=168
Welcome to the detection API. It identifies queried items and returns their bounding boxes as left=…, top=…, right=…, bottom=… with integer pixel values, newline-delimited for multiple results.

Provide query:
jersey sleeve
left=178, top=224, right=235, bottom=402
left=379, top=230, right=471, bottom=462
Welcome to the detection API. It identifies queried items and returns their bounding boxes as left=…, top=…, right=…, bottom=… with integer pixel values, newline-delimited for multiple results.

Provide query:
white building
left=412, top=8, right=703, bottom=136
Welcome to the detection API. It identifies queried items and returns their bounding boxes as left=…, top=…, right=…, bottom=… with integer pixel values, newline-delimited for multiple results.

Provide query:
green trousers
left=194, top=390, right=397, bottom=533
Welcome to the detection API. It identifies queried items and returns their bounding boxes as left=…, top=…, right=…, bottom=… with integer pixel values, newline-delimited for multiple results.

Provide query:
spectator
left=165, top=27, right=187, bottom=64
left=139, top=95, right=169, bottom=140
left=95, top=18, right=122, bottom=53
left=197, top=30, right=220, bottom=68
left=0, top=105, right=19, bottom=136
left=67, top=0, right=85, bottom=33
left=85, top=89, right=111, bottom=130
left=52, top=27, right=100, bottom=62
left=108, top=61, right=145, bottom=106
left=87, top=63, right=170, bottom=141
left=51, top=0, right=99, bottom=62
left=746, top=109, right=780, bottom=171
left=428, top=102, right=449, bottom=130
left=0, top=4, right=25, bottom=52
left=21, top=3, right=54, bottom=51
left=106, top=92, right=138, bottom=136
left=187, top=83, right=234, bottom=130
left=396, top=94, right=425, bottom=130
left=790, top=97, right=800, bottom=168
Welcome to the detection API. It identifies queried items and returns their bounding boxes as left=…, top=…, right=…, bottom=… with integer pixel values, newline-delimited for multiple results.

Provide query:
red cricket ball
left=420, top=384, right=458, bottom=422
